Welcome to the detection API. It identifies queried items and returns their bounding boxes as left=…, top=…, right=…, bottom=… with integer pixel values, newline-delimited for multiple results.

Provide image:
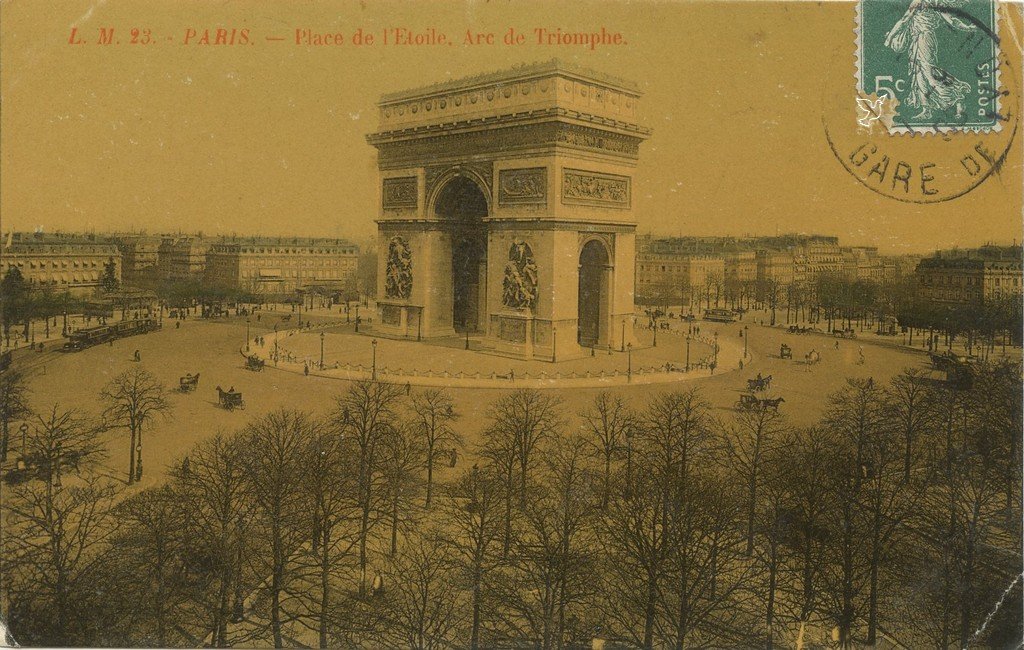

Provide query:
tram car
left=63, top=318, right=161, bottom=352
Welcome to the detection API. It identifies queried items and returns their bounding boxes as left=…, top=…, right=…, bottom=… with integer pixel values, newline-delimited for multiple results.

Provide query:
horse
left=746, top=374, right=773, bottom=392
left=761, top=397, right=785, bottom=412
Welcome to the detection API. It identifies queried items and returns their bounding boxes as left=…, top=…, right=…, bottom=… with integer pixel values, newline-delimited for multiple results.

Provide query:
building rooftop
left=380, top=59, right=641, bottom=105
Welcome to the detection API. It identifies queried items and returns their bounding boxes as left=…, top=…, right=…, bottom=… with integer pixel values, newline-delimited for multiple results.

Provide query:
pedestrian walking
left=304, top=363, right=310, bottom=376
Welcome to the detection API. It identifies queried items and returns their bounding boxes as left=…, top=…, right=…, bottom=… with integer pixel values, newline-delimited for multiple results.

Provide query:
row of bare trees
left=2, top=364, right=1021, bottom=648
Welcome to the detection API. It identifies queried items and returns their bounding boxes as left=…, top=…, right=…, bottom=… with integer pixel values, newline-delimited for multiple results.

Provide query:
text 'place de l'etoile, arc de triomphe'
left=367, top=60, right=651, bottom=362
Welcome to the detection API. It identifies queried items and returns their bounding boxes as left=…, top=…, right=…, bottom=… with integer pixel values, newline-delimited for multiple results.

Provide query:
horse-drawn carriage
left=736, top=393, right=786, bottom=412
left=747, top=374, right=773, bottom=392
left=805, top=349, right=821, bottom=367
left=245, top=355, right=266, bottom=372
left=779, top=344, right=793, bottom=359
left=787, top=325, right=812, bottom=334
left=216, top=386, right=245, bottom=411
left=833, top=328, right=857, bottom=339
left=179, top=373, right=200, bottom=393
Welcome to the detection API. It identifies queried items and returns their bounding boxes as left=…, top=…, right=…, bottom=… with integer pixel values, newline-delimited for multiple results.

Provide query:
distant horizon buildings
left=635, top=233, right=923, bottom=306
left=0, top=231, right=120, bottom=296
left=915, top=244, right=1023, bottom=307
left=2, top=231, right=360, bottom=300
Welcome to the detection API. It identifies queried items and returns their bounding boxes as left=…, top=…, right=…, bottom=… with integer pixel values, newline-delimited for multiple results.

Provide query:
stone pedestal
left=375, top=300, right=425, bottom=340
left=490, top=311, right=535, bottom=359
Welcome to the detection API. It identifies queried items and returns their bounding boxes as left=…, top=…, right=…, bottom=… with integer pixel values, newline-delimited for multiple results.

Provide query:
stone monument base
left=375, top=300, right=426, bottom=340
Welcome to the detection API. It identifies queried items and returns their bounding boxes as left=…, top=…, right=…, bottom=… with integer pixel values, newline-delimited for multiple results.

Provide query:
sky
left=1, top=0, right=1021, bottom=254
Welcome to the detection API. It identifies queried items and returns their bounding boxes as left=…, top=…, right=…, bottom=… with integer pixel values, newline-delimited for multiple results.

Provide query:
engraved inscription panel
left=381, top=304, right=401, bottom=325
left=499, top=317, right=527, bottom=343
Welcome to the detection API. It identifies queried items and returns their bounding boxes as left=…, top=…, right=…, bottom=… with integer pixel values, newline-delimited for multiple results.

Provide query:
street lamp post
left=320, top=332, right=325, bottom=369
left=621, top=320, right=626, bottom=352
left=245, top=318, right=251, bottom=352
left=627, top=342, right=633, bottom=382
left=714, top=332, right=719, bottom=366
left=744, top=325, right=749, bottom=359
left=653, top=316, right=658, bottom=347
left=62, top=293, right=69, bottom=337
left=465, top=329, right=470, bottom=351
left=686, top=335, right=691, bottom=371
left=355, top=304, right=360, bottom=333
left=371, top=339, right=378, bottom=382
left=416, top=307, right=422, bottom=342
left=273, top=324, right=279, bottom=367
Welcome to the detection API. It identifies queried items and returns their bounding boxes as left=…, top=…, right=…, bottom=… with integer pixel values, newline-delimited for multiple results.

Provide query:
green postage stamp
left=858, top=0, right=1000, bottom=133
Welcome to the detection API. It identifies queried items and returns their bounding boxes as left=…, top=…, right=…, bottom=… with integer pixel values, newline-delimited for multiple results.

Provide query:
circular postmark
left=823, top=2, right=1019, bottom=203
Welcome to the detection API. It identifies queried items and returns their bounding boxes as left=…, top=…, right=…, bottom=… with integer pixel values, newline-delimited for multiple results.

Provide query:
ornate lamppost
left=627, top=342, right=633, bottom=383
left=371, top=338, right=378, bottom=382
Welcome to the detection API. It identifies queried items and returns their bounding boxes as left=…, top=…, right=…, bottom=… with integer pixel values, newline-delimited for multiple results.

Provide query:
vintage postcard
left=1, top=1, right=1022, bottom=648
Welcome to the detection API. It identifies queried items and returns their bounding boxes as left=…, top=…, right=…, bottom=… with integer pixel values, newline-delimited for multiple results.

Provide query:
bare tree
left=115, top=485, right=190, bottom=646
left=0, top=368, right=31, bottom=462
left=580, top=392, right=634, bottom=510
left=171, top=432, right=251, bottom=647
left=486, top=389, right=563, bottom=509
left=240, top=409, right=318, bottom=648
left=884, top=368, right=934, bottom=481
left=380, top=421, right=426, bottom=557
left=379, top=529, right=465, bottom=649
left=442, top=465, right=503, bottom=650
left=719, top=403, right=789, bottom=555
left=775, top=427, right=833, bottom=638
left=332, top=380, right=406, bottom=597
left=100, top=367, right=170, bottom=484
left=599, top=465, right=672, bottom=649
left=5, top=474, right=119, bottom=645
left=293, top=425, right=360, bottom=648
left=409, top=389, right=460, bottom=508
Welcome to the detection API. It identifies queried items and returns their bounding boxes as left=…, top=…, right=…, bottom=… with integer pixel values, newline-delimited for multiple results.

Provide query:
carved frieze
left=376, top=123, right=642, bottom=168
left=562, top=169, right=631, bottom=208
left=384, top=236, right=413, bottom=300
left=554, top=125, right=640, bottom=156
left=382, top=177, right=418, bottom=209
left=498, top=168, right=547, bottom=206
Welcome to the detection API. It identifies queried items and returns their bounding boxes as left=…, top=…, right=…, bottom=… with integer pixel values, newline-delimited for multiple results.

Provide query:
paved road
left=14, top=312, right=939, bottom=489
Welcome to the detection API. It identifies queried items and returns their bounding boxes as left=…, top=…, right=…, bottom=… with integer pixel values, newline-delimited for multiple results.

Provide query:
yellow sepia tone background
left=1, top=0, right=1021, bottom=253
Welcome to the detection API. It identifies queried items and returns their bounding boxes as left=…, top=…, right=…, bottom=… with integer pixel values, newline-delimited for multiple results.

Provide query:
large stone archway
left=578, top=239, right=611, bottom=348
left=434, top=175, right=489, bottom=333
left=369, top=61, right=650, bottom=360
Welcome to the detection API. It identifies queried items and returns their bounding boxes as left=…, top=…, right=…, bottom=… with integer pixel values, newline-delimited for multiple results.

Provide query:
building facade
left=205, top=238, right=359, bottom=296
left=1, top=233, right=120, bottom=296
left=112, top=235, right=161, bottom=281
left=916, top=246, right=1023, bottom=305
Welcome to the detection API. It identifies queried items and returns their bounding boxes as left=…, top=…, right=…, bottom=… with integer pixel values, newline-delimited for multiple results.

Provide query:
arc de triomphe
left=368, top=60, right=650, bottom=362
